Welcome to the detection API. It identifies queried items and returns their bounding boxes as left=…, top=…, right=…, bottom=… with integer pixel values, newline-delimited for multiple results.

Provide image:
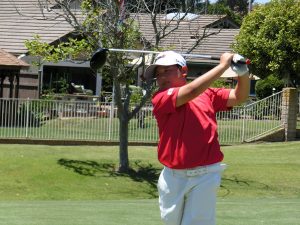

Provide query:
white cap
left=144, top=51, right=186, bottom=81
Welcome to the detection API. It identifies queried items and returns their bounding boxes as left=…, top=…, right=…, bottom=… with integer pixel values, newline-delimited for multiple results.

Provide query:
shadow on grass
left=57, top=159, right=271, bottom=198
left=57, top=158, right=115, bottom=176
left=220, top=175, right=271, bottom=197
left=57, top=159, right=160, bottom=197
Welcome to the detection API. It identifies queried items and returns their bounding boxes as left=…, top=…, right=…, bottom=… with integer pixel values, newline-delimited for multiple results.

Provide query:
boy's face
left=155, top=65, right=186, bottom=89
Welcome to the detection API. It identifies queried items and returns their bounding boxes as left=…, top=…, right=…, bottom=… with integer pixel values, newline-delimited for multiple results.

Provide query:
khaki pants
left=157, top=163, right=226, bottom=225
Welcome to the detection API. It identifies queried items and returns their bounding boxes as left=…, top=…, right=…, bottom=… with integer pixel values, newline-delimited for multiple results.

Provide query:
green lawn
left=0, top=199, right=299, bottom=225
left=0, top=142, right=299, bottom=225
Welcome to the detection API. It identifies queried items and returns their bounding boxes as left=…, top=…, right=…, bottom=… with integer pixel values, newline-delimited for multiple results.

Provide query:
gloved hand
left=231, top=54, right=249, bottom=76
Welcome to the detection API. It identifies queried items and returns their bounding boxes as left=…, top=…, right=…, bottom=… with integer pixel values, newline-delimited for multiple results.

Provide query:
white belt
left=166, top=163, right=227, bottom=177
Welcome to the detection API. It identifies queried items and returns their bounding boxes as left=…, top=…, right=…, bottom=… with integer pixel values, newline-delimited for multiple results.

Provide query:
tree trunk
left=118, top=114, right=129, bottom=172
left=181, top=0, right=186, bottom=11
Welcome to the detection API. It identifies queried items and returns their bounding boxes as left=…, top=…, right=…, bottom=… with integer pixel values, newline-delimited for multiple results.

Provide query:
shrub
left=255, top=75, right=284, bottom=99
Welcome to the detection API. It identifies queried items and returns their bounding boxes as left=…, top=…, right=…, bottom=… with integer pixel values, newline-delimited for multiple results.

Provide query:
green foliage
left=211, top=79, right=232, bottom=88
left=233, top=0, right=300, bottom=85
left=24, top=35, right=54, bottom=66
left=128, top=85, right=144, bottom=105
left=41, top=73, right=71, bottom=96
left=53, top=77, right=70, bottom=94
left=25, top=35, right=92, bottom=63
left=207, top=2, right=243, bottom=25
left=216, top=0, right=250, bottom=16
left=255, top=74, right=284, bottom=99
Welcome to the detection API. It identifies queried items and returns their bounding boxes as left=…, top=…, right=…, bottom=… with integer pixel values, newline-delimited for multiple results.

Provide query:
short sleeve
left=152, top=87, right=179, bottom=116
left=205, top=88, right=232, bottom=112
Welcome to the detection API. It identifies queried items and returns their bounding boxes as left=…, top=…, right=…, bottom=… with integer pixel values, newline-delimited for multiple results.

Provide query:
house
left=132, top=13, right=240, bottom=80
left=0, top=0, right=93, bottom=99
left=0, top=0, right=242, bottom=99
left=0, top=48, right=29, bottom=98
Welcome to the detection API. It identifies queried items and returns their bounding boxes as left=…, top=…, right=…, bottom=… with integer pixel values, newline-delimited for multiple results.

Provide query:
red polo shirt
left=152, top=87, right=231, bottom=169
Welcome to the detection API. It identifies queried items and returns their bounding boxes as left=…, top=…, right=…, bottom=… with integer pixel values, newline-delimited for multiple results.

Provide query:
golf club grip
left=210, top=56, right=220, bottom=61
left=211, top=56, right=249, bottom=64
left=233, top=59, right=249, bottom=64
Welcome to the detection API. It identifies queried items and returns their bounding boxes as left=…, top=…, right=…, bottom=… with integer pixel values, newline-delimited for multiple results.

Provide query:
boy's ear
left=181, top=66, right=188, bottom=77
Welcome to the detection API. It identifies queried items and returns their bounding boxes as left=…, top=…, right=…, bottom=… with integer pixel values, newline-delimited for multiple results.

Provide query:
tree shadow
left=57, top=158, right=116, bottom=176
left=117, top=160, right=160, bottom=197
left=58, top=159, right=271, bottom=198
left=220, top=175, right=271, bottom=197
left=57, top=159, right=160, bottom=197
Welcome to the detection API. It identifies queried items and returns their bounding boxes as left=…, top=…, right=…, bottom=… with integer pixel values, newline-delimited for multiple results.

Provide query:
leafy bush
left=211, top=79, right=231, bottom=88
left=234, top=0, right=300, bottom=85
left=255, top=75, right=284, bottom=99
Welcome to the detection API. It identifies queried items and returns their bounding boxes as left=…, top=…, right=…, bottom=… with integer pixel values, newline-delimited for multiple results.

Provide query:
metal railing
left=298, top=91, right=300, bottom=114
left=0, top=91, right=285, bottom=145
left=217, top=91, right=284, bottom=143
left=0, top=98, right=158, bottom=142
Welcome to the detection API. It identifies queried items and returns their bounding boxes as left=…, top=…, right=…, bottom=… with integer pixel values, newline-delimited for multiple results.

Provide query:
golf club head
left=90, top=48, right=109, bottom=70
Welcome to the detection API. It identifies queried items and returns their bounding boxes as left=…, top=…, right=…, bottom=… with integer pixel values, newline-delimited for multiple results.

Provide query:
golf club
left=90, top=48, right=251, bottom=70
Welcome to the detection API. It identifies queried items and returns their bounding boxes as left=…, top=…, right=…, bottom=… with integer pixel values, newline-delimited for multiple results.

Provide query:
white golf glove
left=231, top=54, right=249, bottom=76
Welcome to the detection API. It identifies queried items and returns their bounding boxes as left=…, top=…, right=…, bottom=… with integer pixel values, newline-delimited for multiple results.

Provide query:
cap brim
left=144, top=64, right=158, bottom=81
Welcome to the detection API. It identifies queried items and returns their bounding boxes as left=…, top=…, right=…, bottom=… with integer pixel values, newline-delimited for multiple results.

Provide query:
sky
left=253, top=0, right=270, bottom=4
left=210, top=0, right=270, bottom=4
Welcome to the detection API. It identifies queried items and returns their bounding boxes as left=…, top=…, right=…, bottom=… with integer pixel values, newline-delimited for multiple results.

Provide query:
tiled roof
left=0, top=0, right=76, bottom=55
left=0, top=48, right=29, bottom=67
left=132, top=13, right=240, bottom=63
left=0, top=1, right=239, bottom=63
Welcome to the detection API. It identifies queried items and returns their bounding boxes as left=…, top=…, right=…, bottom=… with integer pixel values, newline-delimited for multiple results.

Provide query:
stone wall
left=281, top=88, right=298, bottom=141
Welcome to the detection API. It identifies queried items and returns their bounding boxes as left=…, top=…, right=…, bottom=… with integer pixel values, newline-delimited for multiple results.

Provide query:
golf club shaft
left=108, top=48, right=250, bottom=64
left=108, top=48, right=218, bottom=60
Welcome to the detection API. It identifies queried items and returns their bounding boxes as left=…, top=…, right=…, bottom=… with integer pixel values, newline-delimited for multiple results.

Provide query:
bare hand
left=219, top=53, right=234, bottom=68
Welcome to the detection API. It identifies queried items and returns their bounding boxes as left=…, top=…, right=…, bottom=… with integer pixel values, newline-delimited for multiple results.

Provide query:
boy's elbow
left=236, top=93, right=249, bottom=104
left=228, top=89, right=249, bottom=106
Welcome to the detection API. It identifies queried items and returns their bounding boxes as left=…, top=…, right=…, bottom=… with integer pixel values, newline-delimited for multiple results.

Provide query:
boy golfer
left=144, top=51, right=250, bottom=225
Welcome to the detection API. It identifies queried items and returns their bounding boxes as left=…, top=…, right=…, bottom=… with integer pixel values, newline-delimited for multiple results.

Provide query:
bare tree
left=23, top=0, right=224, bottom=172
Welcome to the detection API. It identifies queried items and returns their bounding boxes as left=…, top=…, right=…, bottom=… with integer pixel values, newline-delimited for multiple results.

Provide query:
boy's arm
left=176, top=53, right=233, bottom=107
left=227, top=74, right=250, bottom=107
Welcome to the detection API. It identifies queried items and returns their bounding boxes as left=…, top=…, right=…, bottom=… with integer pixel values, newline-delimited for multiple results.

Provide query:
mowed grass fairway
left=0, top=142, right=299, bottom=225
